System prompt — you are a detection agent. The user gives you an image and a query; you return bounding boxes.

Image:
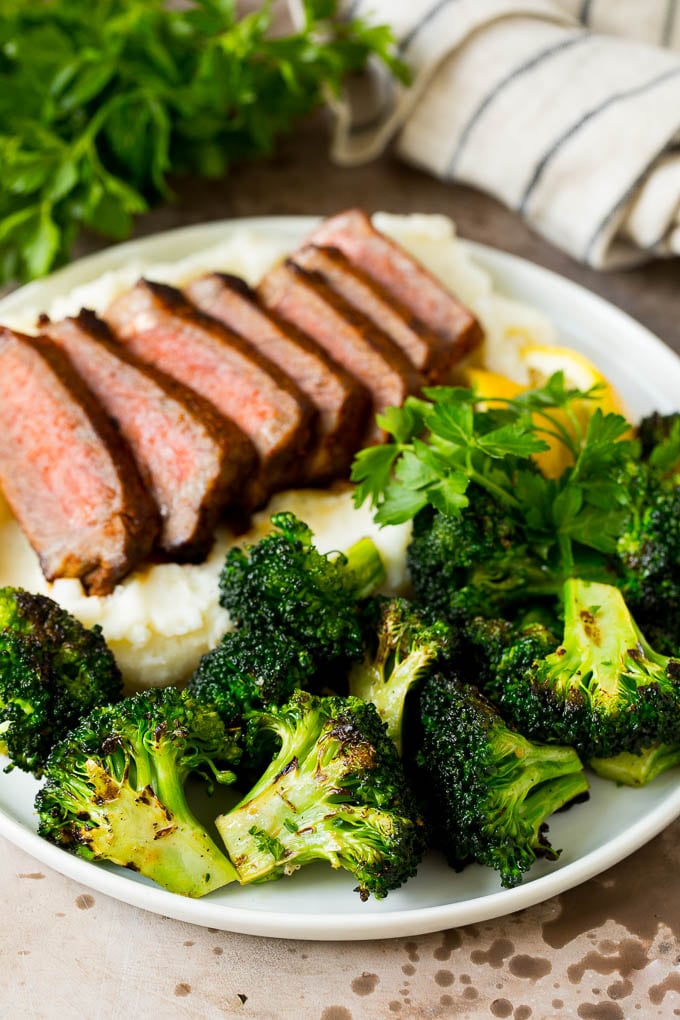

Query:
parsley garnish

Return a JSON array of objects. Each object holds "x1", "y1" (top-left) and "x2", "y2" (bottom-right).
[
  {"x1": 352, "y1": 373, "x2": 636, "y2": 565},
  {"x1": 0, "y1": 0, "x2": 405, "y2": 283}
]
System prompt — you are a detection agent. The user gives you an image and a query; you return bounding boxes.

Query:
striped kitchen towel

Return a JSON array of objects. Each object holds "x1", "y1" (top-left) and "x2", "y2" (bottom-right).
[{"x1": 329, "y1": 0, "x2": 680, "y2": 268}]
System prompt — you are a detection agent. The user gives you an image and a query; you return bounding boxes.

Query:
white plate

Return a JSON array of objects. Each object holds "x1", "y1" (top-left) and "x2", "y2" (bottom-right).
[{"x1": 1, "y1": 217, "x2": 680, "y2": 941}]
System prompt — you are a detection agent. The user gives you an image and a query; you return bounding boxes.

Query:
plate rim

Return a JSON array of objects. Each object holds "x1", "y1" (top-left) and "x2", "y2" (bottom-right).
[{"x1": 1, "y1": 213, "x2": 680, "y2": 940}]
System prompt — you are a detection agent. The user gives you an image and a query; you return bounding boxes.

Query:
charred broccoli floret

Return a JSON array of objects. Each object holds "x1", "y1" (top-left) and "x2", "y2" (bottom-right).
[
  {"x1": 190, "y1": 627, "x2": 312, "y2": 724},
  {"x1": 348, "y1": 597, "x2": 455, "y2": 752},
  {"x1": 215, "y1": 690, "x2": 425, "y2": 900},
  {"x1": 406, "y1": 490, "x2": 565, "y2": 623},
  {"x1": 219, "y1": 512, "x2": 384, "y2": 663},
  {"x1": 486, "y1": 579, "x2": 680, "y2": 759},
  {"x1": 412, "y1": 673, "x2": 588, "y2": 888},
  {"x1": 0, "y1": 587, "x2": 122, "y2": 775},
  {"x1": 35, "y1": 687, "x2": 241, "y2": 897},
  {"x1": 191, "y1": 514, "x2": 385, "y2": 723},
  {"x1": 614, "y1": 461, "x2": 680, "y2": 654}
]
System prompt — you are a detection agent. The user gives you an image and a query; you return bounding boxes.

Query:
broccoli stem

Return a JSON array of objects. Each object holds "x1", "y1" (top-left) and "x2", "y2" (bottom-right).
[
  {"x1": 344, "y1": 537, "x2": 386, "y2": 598},
  {"x1": 590, "y1": 744, "x2": 680, "y2": 786},
  {"x1": 350, "y1": 647, "x2": 430, "y2": 755},
  {"x1": 554, "y1": 579, "x2": 669, "y2": 703},
  {"x1": 80, "y1": 760, "x2": 240, "y2": 896},
  {"x1": 520, "y1": 771, "x2": 590, "y2": 837},
  {"x1": 216, "y1": 745, "x2": 352, "y2": 883},
  {"x1": 491, "y1": 734, "x2": 588, "y2": 823}
]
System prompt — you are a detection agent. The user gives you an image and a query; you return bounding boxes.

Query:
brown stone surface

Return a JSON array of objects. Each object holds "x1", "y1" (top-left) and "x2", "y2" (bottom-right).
[{"x1": 1, "y1": 120, "x2": 679, "y2": 1017}]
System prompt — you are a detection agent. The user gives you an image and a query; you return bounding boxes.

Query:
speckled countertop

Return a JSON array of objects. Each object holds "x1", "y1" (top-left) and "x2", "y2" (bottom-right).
[{"x1": 1, "y1": 120, "x2": 679, "y2": 1020}]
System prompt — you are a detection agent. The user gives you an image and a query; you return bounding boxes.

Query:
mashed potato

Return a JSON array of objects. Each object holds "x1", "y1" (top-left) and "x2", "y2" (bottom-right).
[{"x1": 0, "y1": 214, "x2": 558, "y2": 690}]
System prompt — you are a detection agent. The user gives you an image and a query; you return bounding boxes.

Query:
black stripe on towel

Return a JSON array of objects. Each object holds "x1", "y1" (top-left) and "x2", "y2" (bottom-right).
[
  {"x1": 399, "y1": 0, "x2": 459, "y2": 54},
  {"x1": 446, "y1": 33, "x2": 589, "y2": 178},
  {"x1": 585, "y1": 121, "x2": 680, "y2": 263},
  {"x1": 662, "y1": 0, "x2": 678, "y2": 46},
  {"x1": 579, "y1": 0, "x2": 594, "y2": 26},
  {"x1": 519, "y1": 66, "x2": 680, "y2": 214}
]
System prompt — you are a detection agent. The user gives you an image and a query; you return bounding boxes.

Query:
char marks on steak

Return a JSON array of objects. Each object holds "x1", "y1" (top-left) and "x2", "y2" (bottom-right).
[
  {"x1": 308, "y1": 209, "x2": 482, "y2": 358},
  {"x1": 292, "y1": 245, "x2": 455, "y2": 383},
  {"x1": 42, "y1": 310, "x2": 256, "y2": 559},
  {"x1": 186, "y1": 273, "x2": 370, "y2": 482},
  {"x1": 258, "y1": 261, "x2": 422, "y2": 446},
  {"x1": 105, "y1": 279, "x2": 315, "y2": 507},
  {"x1": 0, "y1": 328, "x2": 158, "y2": 595}
]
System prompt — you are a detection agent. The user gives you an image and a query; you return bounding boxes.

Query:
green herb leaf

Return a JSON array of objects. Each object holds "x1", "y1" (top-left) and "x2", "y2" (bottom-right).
[{"x1": 0, "y1": 0, "x2": 404, "y2": 283}]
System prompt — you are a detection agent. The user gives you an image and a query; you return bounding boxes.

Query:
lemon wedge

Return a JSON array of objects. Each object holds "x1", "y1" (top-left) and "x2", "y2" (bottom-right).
[{"x1": 461, "y1": 348, "x2": 630, "y2": 479}]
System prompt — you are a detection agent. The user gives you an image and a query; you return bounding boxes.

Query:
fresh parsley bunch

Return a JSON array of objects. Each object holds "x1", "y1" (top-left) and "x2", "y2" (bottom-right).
[
  {"x1": 0, "y1": 0, "x2": 404, "y2": 283},
  {"x1": 352, "y1": 373, "x2": 637, "y2": 571}
]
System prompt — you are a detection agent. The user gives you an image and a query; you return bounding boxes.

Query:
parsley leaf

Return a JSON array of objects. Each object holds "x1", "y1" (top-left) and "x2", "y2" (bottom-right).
[
  {"x1": 352, "y1": 375, "x2": 636, "y2": 575},
  {"x1": 0, "y1": 0, "x2": 405, "y2": 283}
]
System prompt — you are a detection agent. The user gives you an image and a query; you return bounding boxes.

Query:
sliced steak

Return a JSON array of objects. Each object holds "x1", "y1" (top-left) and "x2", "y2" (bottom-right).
[
  {"x1": 308, "y1": 209, "x2": 482, "y2": 358},
  {"x1": 0, "y1": 328, "x2": 158, "y2": 595},
  {"x1": 186, "y1": 273, "x2": 370, "y2": 482},
  {"x1": 42, "y1": 310, "x2": 256, "y2": 559},
  {"x1": 292, "y1": 245, "x2": 455, "y2": 383},
  {"x1": 259, "y1": 262, "x2": 421, "y2": 446},
  {"x1": 105, "y1": 280, "x2": 314, "y2": 507}
]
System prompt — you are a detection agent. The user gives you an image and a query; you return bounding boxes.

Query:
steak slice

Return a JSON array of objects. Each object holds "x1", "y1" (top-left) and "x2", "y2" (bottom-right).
[
  {"x1": 105, "y1": 280, "x2": 315, "y2": 507},
  {"x1": 292, "y1": 245, "x2": 455, "y2": 383},
  {"x1": 186, "y1": 273, "x2": 370, "y2": 482},
  {"x1": 0, "y1": 327, "x2": 158, "y2": 595},
  {"x1": 259, "y1": 262, "x2": 422, "y2": 446},
  {"x1": 308, "y1": 209, "x2": 482, "y2": 358},
  {"x1": 42, "y1": 310, "x2": 256, "y2": 559}
]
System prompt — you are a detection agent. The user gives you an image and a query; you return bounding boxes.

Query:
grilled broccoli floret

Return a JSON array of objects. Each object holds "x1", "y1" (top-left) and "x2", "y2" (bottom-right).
[
  {"x1": 0, "y1": 587, "x2": 122, "y2": 775},
  {"x1": 190, "y1": 627, "x2": 312, "y2": 724},
  {"x1": 219, "y1": 512, "x2": 384, "y2": 664},
  {"x1": 589, "y1": 743, "x2": 680, "y2": 787},
  {"x1": 614, "y1": 462, "x2": 680, "y2": 654},
  {"x1": 412, "y1": 673, "x2": 588, "y2": 888},
  {"x1": 348, "y1": 597, "x2": 455, "y2": 753},
  {"x1": 191, "y1": 513, "x2": 385, "y2": 723},
  {"x1": 35, "y1": 687, "x2": 241, "y2": 897},
  {"x1": 406, "y1": 491, "x2": 564, "y2": 623},
  {"x1": 215, "y1": 690, "x2": 425, "y2": 900},
  {"x1": 486, "y1": 578, "x2": 680, "y2": 759}
]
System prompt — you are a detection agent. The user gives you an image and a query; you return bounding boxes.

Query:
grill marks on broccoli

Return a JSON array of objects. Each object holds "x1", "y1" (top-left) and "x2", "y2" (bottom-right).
[
  {"x1": 216, "y1": 692, "x2": 425, "y2": 900},
  {"x1": 485, "y1": 580, "x2": 680, "y2": 760},
  {"x1": 0, "y1": 587, "x2": 122, "y2": 775},
  {"x1": 36, "y1": 687, "x2": 241, "y2": 896}
]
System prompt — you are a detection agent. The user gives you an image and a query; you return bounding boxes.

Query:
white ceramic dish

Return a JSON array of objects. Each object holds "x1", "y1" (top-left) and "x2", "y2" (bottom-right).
[{"x1": 1, "y1": 216, "x2": 679, "y2": 941}]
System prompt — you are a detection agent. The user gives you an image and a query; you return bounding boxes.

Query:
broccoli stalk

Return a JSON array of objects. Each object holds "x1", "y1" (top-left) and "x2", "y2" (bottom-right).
[
  {"x1": 36, "y1": 688, "x2": 241, "y2": 897},
  {"x1": 0, "y1": 587, "x2": 122, "y2": 775},
  {"x1": 348, "y1": 598, "x2": 454, "y2": 753},
  {"x1": 413, "y1": 674, "x2": 589, "y2": 888},
  {"x1": 215, "y1": 690, "x2": 425, "y2": 900},
  {"x1": 590, "y1": 744, "x2": 680, "y2": 787},
  {"x1": 487, "y1": 579, "x2": 680, "y2": 759}
]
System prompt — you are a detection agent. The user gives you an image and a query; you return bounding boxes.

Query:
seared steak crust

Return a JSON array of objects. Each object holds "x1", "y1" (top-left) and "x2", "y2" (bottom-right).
[
  {"x1": 0, "y1": 328, "x2": 158, "y2": 595},
  {"x1": 43, "y1": 310, "x2": 256, "y2": 559},
  {"x1": 292, "y1": 245, "x2": 455, "y2": 383},
  {"x1": 186, "y1": 273, "x2": 370, "y2": 482},
  {"x1": 258, "y1": 261, "x2": 422, "y2": 446},
  {"x1": 308, "y1": 209, "x2": 482, "y2": 358},
  {"x1": 105, "y1": 280, "x2": 315, "y2": 507}
]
